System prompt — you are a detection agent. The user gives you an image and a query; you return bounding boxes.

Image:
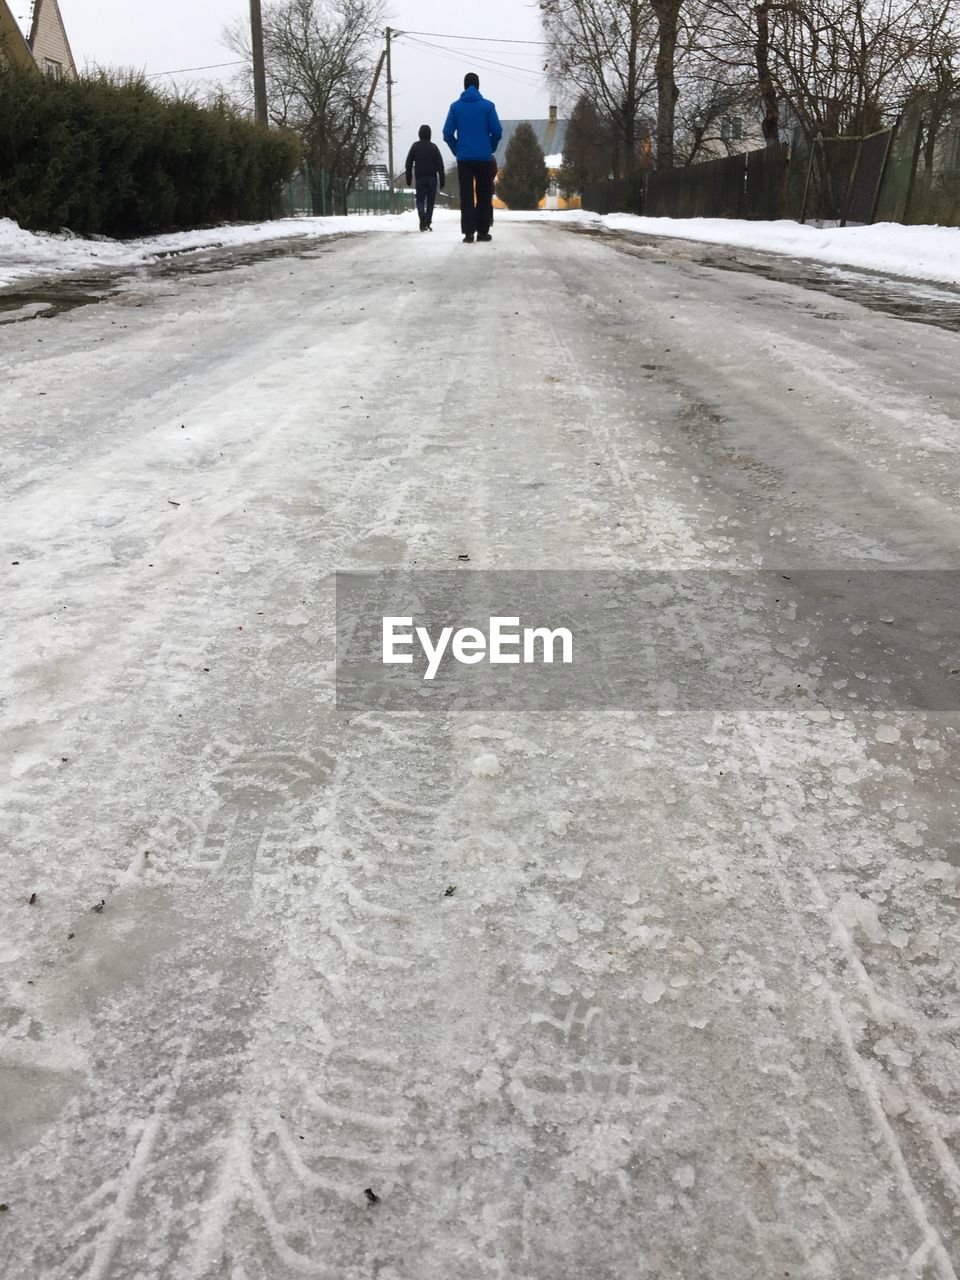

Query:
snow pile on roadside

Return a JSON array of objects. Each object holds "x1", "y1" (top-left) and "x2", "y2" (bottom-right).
[
  {"x1": 0, "y1": 214, "x2": 407, "y2": 288},
  {"x1": 501, "y1": 208, "x2": 960, "y2": 287},
  {"x1": 4, "y1": 206, "x2": 960, "y2": 290}
]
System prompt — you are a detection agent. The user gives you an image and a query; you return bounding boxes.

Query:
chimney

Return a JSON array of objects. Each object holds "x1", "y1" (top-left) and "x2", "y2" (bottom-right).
[{"x1": 549, "y1": 104, "x2": 558, "y2": 123}]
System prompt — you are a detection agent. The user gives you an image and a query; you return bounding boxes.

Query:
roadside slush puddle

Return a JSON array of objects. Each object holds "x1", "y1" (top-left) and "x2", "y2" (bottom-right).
[
  {"x1": 0, "y1": 234, "x2": 349, "y2": 326},
  {"x1": 568, "y1": 222, "x2": 960, "y2": 333}
]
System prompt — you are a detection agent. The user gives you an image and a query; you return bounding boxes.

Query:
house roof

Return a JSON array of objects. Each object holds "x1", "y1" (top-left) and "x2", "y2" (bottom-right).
[
  {"x1": 27, "y1": 0, "x2": 77, "y2": 76},
  {"x1": 0, "y1": 0, "x2": 36, "y2": 71},
  {"x1": 497, "y1": 117, "x2": 568, "y2": 160}
]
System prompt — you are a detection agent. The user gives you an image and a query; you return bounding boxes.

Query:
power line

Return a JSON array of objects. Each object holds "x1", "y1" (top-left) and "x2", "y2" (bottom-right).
[
  {"x1": 145, "y1": 60, "x2": 245, "y2": 79},
  {"x1": 399, "y1": 29, "x2": 545, "y2": 46},
  {"x1": 144, "y1": 32, "x2": 545, "y2": 84},
  {"x1": 397, "y1": 35, "x2": 546, "y2": 87},
  {"x1": 399, "y1": 34, "x2": 542, "y2": 70},
  {"x1": 394, "y1": 31, "x2": 545, "y2": 63},
  {"x1": 398, "y1": 43, "x2": 544, "y2": 91}
]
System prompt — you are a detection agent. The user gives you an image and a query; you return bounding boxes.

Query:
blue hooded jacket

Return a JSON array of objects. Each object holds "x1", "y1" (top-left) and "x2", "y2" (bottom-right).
[{"x1": 443, "y1": 86, "x2": 503, "y2": 161}]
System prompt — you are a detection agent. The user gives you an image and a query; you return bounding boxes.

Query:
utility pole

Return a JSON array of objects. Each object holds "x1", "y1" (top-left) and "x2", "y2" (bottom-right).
[
  {"x1": 364, "y1": 48, "x2": 386, "y2": 118},
  {"x1": 250, "y1": 0, "x2": 268, "y2": 126},
  {"x1": 385, "y1": 26, "x2": 395, "y2": 211}
]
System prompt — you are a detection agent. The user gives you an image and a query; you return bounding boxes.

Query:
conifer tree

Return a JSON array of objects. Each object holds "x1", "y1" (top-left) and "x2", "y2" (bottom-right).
[{"x1": 497, "y1": 122, "x2": 548, "y2": 211}]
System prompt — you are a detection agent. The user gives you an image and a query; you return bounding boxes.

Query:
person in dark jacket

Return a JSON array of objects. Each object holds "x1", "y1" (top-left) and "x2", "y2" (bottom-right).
[
  {"x1": 404, "y1": 125, "x2": 446, "y2": 232},
  {"x1": 442, "y1": 73, "x2": 502, "y2": 243}
]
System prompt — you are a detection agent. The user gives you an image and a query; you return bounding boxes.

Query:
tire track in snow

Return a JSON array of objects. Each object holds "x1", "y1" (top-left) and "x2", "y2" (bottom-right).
[
  {"x1": 738, "y1": 806, "x2": 960, "y2": 1276},
  {"x1": 166, "y1": 715, "x2": 460, "y2": 1276}
]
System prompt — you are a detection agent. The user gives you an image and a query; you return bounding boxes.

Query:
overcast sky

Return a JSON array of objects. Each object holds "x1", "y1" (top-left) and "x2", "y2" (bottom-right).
[{"x1": 27, "y1": 0, "x2": 554, "y2": 163}]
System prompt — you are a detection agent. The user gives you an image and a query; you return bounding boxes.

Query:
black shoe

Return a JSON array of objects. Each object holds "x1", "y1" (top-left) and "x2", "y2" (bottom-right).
[
  {"x1": 419, "y1": 218, "x2": 426, "y2": 231},
  {"x1": 463, "y1": 234, "x2": 475, "y2": 243},
  {"x1": 477, "y1": 232, "x2": 492, "y2": 242}
]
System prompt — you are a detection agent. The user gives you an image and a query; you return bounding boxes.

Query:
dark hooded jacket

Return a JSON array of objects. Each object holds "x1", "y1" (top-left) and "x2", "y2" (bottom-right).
[{"x1": 405, "y1": 126, "x2": 446, "y2": 187}]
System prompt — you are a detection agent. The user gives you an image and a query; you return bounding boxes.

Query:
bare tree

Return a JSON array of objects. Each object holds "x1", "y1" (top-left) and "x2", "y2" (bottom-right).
[
  {"x1": 673, "y1": 69, "x2": 753, "y2": 163},
  {"x1": 543, "y1": 1, "x2": 736, "y2": 172},
  {"x1": 545, "y1": 0, "x2": 959, "y2": 183},
  {"x1": 754, "y1": 2, "x2": 781, "y2": 142},
  {"x1": 691, "y1": 3, "x2": 786, "y2": 148},
  {"x1": 651, "y1": 1, "x2": 683, "y2": 167},
  {"x1": 900, "y1": 3, "x2": 960, "y2": 175},
  {"x1": 540, "y1": 0, "x2": 659, "y2": 176},
  {"x1": 706, "y1": 0, "x2": 960, "y2": 141},
  {"x1": 225, "y1": 0, "x2": 384, "y2": 213},
  {"x1": 559, "y1": 93, "x2": 619, "y2": 190}
]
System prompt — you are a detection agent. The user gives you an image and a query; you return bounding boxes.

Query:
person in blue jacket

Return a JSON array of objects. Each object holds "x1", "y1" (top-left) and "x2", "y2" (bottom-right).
[{"x1": 442, "y1": 72, "x2": 502, "y2": 243}]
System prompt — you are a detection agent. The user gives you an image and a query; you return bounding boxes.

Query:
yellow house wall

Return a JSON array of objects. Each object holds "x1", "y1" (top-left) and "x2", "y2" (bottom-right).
[
  {"x1": 493, "y1": 167, "x2": 581, "y2": 211},
  {"x1": 544, "y1": 194, "x2": 582, "y2": 210},
  {"x1": 491, "y1": 194, "x2": 582, "y2": 211}
]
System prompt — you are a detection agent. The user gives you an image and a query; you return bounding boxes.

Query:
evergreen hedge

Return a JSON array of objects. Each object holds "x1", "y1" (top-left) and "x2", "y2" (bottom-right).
[{"x1": 0, "y1": 69, "x2": 301, "y2": 237}]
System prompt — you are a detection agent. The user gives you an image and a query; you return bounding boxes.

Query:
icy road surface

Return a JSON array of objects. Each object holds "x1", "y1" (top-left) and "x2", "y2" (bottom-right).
[{"x1": 2, "y1": 212, "x2": 960, "y2": 1279}]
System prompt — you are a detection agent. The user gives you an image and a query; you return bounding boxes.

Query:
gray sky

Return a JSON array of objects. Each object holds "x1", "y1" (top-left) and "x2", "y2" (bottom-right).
[{"x1": 28, "y1": 1, "x2": 554, "y2": 163}]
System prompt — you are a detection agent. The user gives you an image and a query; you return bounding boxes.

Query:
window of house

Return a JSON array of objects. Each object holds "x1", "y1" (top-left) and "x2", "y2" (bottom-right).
[
  {"x1": 44, "y1": 58, "x2": 63, "y2": 80},
  {"x1": 721, "y1": 115, "x2": 743, "y2": 142}
]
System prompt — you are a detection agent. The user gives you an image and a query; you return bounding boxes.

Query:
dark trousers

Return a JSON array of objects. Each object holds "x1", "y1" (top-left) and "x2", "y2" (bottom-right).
[
  {"x1": 457, "y1": 159, "x2": 495, "y2": 236},
  {"x1": 415, "y1": 175, "x2": 438, "y2": 226}
]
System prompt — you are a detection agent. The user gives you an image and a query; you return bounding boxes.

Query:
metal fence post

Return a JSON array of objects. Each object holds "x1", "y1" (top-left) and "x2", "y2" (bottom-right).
[
  {"x1": 869, "y1": 121, "x2": 897, "y2": 224},
  {"x1": 901, "y1": 110, "x2": 925, "y2": 225},
  {"x1": 799, "y1": 138, "x2": 817, "y2": 223},
  {"x1": 839, "y1": 137, "x2": 863, "y2": 227}
]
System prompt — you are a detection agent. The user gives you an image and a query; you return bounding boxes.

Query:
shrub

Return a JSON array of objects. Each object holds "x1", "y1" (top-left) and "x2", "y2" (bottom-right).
[{"x1": 0, "y1": 68, "x2": 301, "y2": 236}]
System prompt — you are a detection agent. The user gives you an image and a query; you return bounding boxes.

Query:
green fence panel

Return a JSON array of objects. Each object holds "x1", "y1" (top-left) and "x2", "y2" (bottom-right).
[
  {"x1": 642, "y1": 147, "x2": 783, "y2": 221},
  {"x1": 281, "y1": 171, "x2": 418, "y2": 217},
  {"x1": 802, "y1": 137, "x2": 859, "y2": 222},
  {"x1": 743, "y1": 144, "x2": 788, "y2": 219},
  {"x1": 784, "y1": 128, "x2": 810, "y2": 219},
  {"x1": 580, "y1": 177, "x2": 644, "y2": 215},
  {"x1": 282, "y1": 168, "x2": 313, "y2": 216},
  {"x1": 874, "y1": 104, "x2": 922, "y2": 223},
  {"x1": 843, "y1": 128, "x2": 894, "y2": 224},
  {"x1": 906, "y1": 108, "x2": 960, "y2": 227}
]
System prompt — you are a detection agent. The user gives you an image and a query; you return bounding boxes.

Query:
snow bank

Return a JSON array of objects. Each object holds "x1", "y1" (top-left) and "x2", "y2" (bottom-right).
[
  {"x1": 0, "y1": 214, "x2": 407, "y2": 289},
  {"x1": 500, "y1": 208, "x2": 960, "y2": 287},
  {"x1": 4, "y1": 207, "x2": 960, "y2": 290}
]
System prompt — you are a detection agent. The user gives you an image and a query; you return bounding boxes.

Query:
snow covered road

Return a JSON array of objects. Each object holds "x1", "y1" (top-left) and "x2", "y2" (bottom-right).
[{"x1": 2, "y1": 212, "x2": 960, "y2": 1279}]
